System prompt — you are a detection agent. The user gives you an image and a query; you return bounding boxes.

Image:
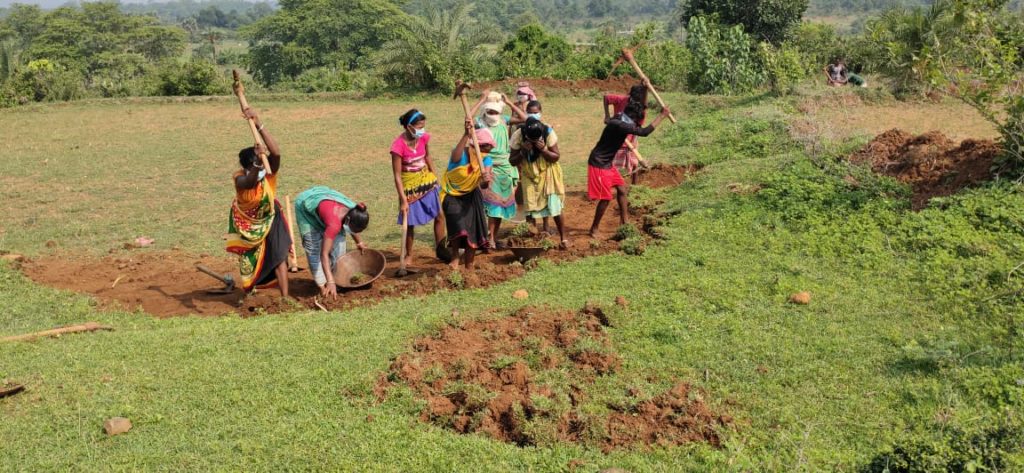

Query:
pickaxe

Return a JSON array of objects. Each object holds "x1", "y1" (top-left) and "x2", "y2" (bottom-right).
[
  {"x1": 232, "y1": 69, "x2": 273, "y2": 175},
  {"x1": 196, "y1": 264, "x2": 236, "y2": 294},
  {"x1": 453, "y1": 80, "x2": 485, "y2": 175},
  {"x1": 612, "y1": 47, "x2": 677, "y2": 124}
]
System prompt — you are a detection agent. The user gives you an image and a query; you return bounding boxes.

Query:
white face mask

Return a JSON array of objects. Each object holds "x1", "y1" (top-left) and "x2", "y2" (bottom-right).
[
  {"x1": 409, "y1": 127, "x2": 425, "y2": 138},
  {"x1": 257, "y1": 168, "x2": 267, "y2": 180},
  {"x1": 484, "y1": 114, "x2": 502, "y2": 127},
  {"x1": 517, "y1": 94, "x2": 529, "y2": 103},
  {"x1": 528, "y1": 113, "x2": 542, "y2": 121}
]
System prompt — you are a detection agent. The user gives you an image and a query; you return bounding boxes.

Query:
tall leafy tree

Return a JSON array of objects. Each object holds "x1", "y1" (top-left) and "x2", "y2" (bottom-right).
[
  {"x1": 244, "y1": 0, "x2": 409, "y2": 86},
  {"x1": 678, "y1": 0, "x2": 808, "y2": 43},
  {"x1": 374, "y1": 1, "x2": 498, "y2": 92}
]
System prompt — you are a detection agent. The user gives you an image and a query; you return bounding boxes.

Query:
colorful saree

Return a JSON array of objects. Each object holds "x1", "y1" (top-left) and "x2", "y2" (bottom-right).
[{"x1": 226, "y1": 171, "x2": 293, "y2": 291}]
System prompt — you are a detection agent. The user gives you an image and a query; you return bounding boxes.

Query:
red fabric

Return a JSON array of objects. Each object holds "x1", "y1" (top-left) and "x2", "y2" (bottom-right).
[
  {"x1": 317, "y1": 199, "x2": 345, "y2": 240},
  {"x1": 588, "y1": 165, "x2": 626, "y2": 201}
]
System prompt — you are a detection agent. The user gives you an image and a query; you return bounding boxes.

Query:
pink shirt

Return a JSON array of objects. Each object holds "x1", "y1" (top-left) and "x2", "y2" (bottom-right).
[
  {"x1": 317, "y1": 200, "x2": 346, "y2": 240},
  {"x1": 390, "y1": 133, "x2": 431, "y2": 172}
]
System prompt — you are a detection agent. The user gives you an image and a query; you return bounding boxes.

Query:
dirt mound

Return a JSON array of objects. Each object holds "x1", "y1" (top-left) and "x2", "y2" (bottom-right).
[
  {"x1": 478, "y1": 76, "x2": 641, "y2": 96},
  {"x1": 22, "y1": 174, "x2": 697, "y2": 317},
  {"x1": 376, "y1": 305, "x2": 729, "y2": 450},
  {"x1": 635, "y1": 164, "x2": 701, "y2": 189},
  {"x1": 850, "y1": 128, "x2": 1003, "y2": 209}
]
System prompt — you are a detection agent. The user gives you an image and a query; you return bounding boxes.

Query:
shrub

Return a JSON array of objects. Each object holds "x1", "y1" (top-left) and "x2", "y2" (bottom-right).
[
  {"x1": 1, "y1": 59, "x2": 85, "y2": 105},
  {"x1": 685, "y1": 16, "x2": 764, "y2": 95},
  {"x1": 758, "y1": 42, "x2": 805, "y2": 96},
  {"x1": 156, "y1": 60, "x2": 226, "y2": 96}
]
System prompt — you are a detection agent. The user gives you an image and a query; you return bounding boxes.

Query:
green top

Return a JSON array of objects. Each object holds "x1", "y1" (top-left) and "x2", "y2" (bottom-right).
[{"x1": 294, "y1": 186, "x2": 356, "y2": 235}]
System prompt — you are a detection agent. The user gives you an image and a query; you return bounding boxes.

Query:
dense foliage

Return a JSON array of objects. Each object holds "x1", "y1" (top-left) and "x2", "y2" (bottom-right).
[
  {"x1": 678, "y1": 0, "x2": 809, "y2": 43},
  {"x1": 0, "y1": 2, "x2": 226, "y2": 105}
]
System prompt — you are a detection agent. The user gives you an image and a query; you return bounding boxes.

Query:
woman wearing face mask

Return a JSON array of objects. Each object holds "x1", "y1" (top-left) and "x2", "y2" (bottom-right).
[
  {"x1": 226, "y1": 107, "x2": 292, "y2": 298},
  {"x1": 510, "y1": 84, "x2": 537, "y2": 125},
  {"x1": 469, "y1": 90, "x2": 526, "y2": 249},
  {"x1": 390, "y1": 109, "x2": 446, "y2": 265},
  {"x1": 440, "y1": 120, "x2": 495, "y2": 270},
  {"x1": 293, "y1": 187, "x2": 370, "y2": 300}
]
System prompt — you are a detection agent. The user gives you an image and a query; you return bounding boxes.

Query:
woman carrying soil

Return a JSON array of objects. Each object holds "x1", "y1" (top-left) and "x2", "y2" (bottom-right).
[
  {"x1": 226, "y1": 107, "x2": 293, "y2": 298},
  {"x1": 470, "y1": 90, "x2": 526, "y2": 249},
  {"x1": 293, "y1": 186, "x2": 369, "y2": 300},
  {"x1": 510, "y1": 115, "x2": 567, "y2": 248},
  {"x1": 390, "y1": 109, "x2": 446, "y2": 264},
  {"x1": 440, "y1": 119, "x2": 495, "y2": 270},
  {"x1": 588, "y1": 87, "x2": 671, "y2": 238}
]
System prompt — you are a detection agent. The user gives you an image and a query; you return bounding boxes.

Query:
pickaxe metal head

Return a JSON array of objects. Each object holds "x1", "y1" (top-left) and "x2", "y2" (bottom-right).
[
  {"x1": 612, "y1": 45, "x2": 641, "y2": 70},
  {"x1": 196, "y1": 264, "x2": 237, "y2": 293},
  {"x1": 453, "y1": 80, "x2": 472, "y2": 99}
]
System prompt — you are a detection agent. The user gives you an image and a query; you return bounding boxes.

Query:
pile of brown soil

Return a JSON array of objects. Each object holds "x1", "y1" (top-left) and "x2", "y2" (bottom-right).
[
  {"x1": 635, "y1": 163, "x2": 701, "y2": 189},
  {"x1": 376, "y1": 305, "x2": 729, "y2": 450},
  {"x1": 850, "y1": 128, "x2": 1003, "y2": 209},
  {"x1": 22, "y1": 169, "x2": 698, "y2": 317}
]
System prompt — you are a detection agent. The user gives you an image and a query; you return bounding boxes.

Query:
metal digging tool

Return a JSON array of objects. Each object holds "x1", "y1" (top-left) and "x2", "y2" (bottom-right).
[
  {"x1": 612, "y1": 46, "x2": 677, "y2": 124},
  {"x1": 196, "y1": 264, "x2": 236, "y2": 294}
]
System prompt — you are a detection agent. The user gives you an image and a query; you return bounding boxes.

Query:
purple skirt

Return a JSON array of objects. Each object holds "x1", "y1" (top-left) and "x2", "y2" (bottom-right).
[{"x1": 397, "y1": 187, "x2": 442, "y2": 226}]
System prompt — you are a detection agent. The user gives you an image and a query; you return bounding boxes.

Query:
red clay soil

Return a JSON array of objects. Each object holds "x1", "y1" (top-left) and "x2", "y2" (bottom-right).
[
  {"x1": 375, "y1": 305, "x2": 729, "y2": 450},
  {"x1": 850, "y1": 129, "x2": 1003, "y2": 209},
  {"x1": 20, "y1": 168, "x2": 696, "y2": 318},
  {"x1": 478, "y1": 76, "x2": 642, "y2": 96}
]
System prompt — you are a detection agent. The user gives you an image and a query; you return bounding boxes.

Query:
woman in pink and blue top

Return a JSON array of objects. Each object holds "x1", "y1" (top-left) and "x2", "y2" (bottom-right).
[{"x1": 390, "y1": 109, "x2": 446, "y2": 265}]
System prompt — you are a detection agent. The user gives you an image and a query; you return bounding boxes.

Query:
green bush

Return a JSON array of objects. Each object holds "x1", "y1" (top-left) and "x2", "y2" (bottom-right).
[
  {"x1": 685, "y1": 16, "x2": 765, "y2": 95},
  {"x1": 156, "y1": 60, "x2": 227, "y2": 96},
  {"x1": 758, "y1": 42, "x2": 805, "y2": 96},
  {"x1": 1, "y1": 59, "x2": 85, "y2": 105}
]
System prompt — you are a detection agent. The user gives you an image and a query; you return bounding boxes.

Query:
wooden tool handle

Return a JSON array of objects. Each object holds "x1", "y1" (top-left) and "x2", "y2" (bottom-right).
[
  {"x1": 2, "y1": 322, "x2": 113, "y2": 343},
  {"x1": 458, "y1": 93, "x2": 484, "y2": 172},
  {"x1": 623, "y1": 53, "x2": 677, "y2": 124},
  {"x1": 232, "y1": 70, "x2": 274, "y2": 175},
  {"x1": 623, "y1": 138, "x2": 644, "y2": 161},
  {"x1": 284, "y1": 195, "x2": 298, "y2": 270},
  {"x1": 195, "y1": 264, "x2": 230, "y2": 285}
]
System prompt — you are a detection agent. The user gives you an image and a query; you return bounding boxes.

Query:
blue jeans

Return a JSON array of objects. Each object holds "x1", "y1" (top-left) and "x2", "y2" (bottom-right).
[{"x1": 301, "y1": 231, "x2": 346, "y2": 286}]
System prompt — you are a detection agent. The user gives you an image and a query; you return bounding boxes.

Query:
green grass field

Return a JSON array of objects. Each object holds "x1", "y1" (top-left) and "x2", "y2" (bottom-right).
[{"x1": 1, "y1": 90, "x2": 1022, "y2": 471}]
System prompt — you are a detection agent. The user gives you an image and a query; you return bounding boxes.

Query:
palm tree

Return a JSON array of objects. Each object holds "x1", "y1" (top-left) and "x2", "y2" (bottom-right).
[
  {"x1": 864, "y1": 0, "x2": 956, "y2": 96},
  {"x1": 373, "y1": 1, "x2": 498, "y2": 92}
]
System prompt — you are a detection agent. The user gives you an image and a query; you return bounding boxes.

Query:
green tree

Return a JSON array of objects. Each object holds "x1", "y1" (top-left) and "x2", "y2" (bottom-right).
[
  {"x1": 244, "y1": 0, "x2": 409, "y2": 86},
  {"x1": 685, "y1": 15, "x2": 764, "y2": 94},
  {"x1": 499, "y1": 24, "x2": 574, "y2": 78},
  {"x1": 862, "y1": 0, "x2": 956, "y2": 96},
  {"x1": 373, "y1": 1, "x2": 498, "y2": 92},
  {"x1": 678, "y1": 0, "x2": 809, "y2": 43}
]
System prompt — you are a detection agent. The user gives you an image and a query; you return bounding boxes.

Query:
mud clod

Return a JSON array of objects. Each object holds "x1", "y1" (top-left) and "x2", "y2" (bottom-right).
[
  {"x1": 377, "y1": 305, "x2": 728, "y2": 450},
  {"x1": 850, "y1": 128, "x2": 1003, "y2": 209}
]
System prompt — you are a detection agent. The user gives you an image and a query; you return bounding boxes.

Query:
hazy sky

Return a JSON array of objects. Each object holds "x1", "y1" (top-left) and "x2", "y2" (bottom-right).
[{"x1": 1, "y1": 0, "x2": 264, "y2": 8}]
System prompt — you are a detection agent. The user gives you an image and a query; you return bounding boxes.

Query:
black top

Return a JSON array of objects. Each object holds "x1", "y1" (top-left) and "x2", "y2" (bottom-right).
[{"x1": 587, "y1": 115, "x2": 655, "y2": 169}]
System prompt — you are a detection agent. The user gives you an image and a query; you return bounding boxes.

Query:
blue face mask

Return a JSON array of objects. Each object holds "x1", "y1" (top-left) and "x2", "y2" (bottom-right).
[
  {"x1": 528, "y1": 113, "x2": 542, "y2": 121},
  {"x1": 414, "y1": 128, "x2": 426, "y2": 138}
]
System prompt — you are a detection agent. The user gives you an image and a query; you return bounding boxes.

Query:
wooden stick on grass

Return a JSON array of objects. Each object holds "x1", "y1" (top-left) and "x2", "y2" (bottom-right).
[{"x1": 2, "y1": 322, "x2": 114, "y2": 343}]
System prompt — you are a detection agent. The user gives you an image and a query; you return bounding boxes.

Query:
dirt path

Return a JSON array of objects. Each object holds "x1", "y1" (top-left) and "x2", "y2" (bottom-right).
[{"x1": 22, "y1": 165, "x2": 697, "y2": 317}]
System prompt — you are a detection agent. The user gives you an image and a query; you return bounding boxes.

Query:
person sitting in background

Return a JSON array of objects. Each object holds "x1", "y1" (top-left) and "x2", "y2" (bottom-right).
[
  {"x1": 825, "y1": 59, "x2": 867, "y2": 88},
  {"x1": 293, "y1": 186, "x2": 369, "y2": 300}
]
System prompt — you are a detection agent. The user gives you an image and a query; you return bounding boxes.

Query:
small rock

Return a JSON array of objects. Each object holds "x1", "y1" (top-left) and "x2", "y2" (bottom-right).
[
  {"x1": 103, "y1": 417, "x2": 132, "y2": 436},
  {"x1": 615, "y1": 296, "x2": 628, "y2": 308},
  {"x1": 365, "y1": 414, "x2": 375, "y2": 423},
  {"x1": 789, "y1": 292, "x2": 811, "y2": 305},
  {"x1": 512, "y1": 289, "x2": 529, "y2": 300},
  {"x1": 0, "y1": 254, "x2": 25, "y2": 263},
  {"x1": 45, "y1": 240, "x2": 57, "y2": 248}
]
